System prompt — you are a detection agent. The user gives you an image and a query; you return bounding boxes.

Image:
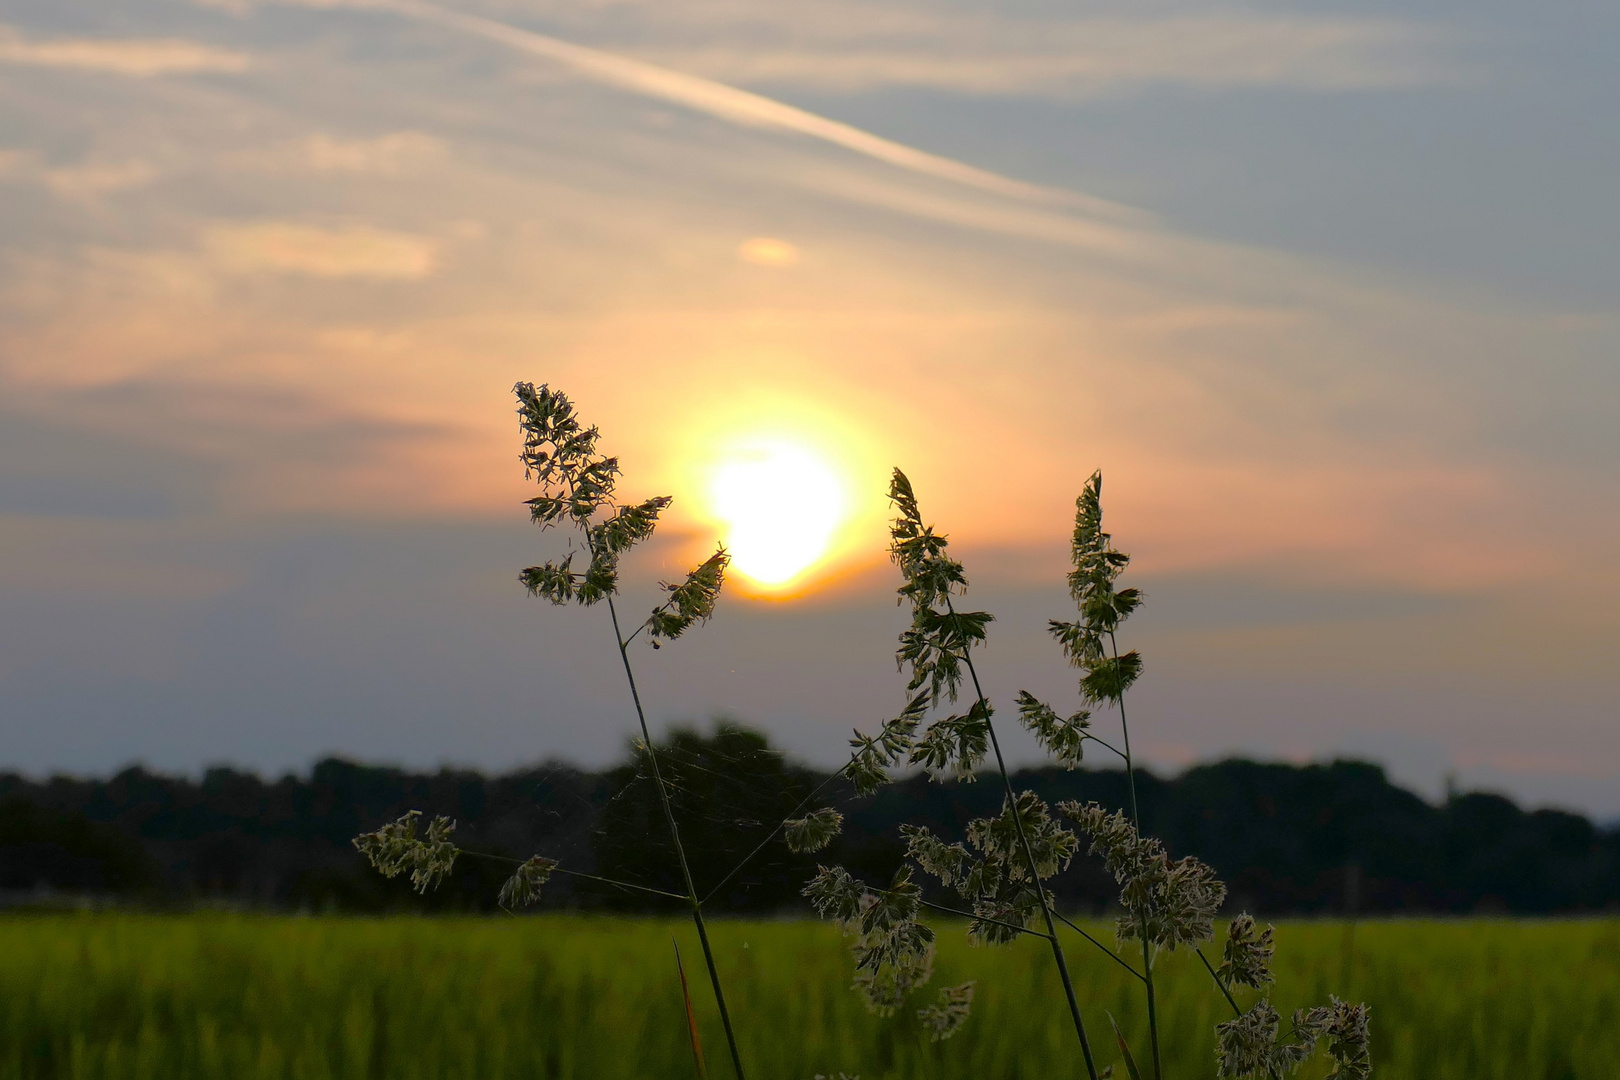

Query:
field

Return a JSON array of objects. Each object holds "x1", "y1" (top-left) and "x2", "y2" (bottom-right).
[{"x1": 2, "y1": 914, "x2": 1616, "y2": 1080}]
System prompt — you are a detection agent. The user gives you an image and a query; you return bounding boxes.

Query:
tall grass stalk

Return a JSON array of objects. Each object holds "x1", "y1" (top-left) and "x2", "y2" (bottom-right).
[
  {"x1": 353, "y1": 383, "x2": 747, "y2": 1077},
  {"x1": 1110, "y1": 631, "x2": 1161, "y2": 1079},
  {"x1": 950, "y1": 594, "x2": 1101, "y2": 1080},
  {"x1": 606, "y1": 594, "x2": 746, "y2": 1078}
]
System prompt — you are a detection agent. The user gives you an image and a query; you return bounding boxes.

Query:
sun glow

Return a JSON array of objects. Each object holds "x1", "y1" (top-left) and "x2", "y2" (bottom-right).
[{"x1": 709, "y1": 439, "x2": 849, "y2": 589}]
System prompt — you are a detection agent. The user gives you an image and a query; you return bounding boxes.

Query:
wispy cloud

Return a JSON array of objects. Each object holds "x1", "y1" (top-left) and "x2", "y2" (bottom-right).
[
  {"x1": 0, "y1": 151, "x2": 158, "y2": 201},
  {"x1": 203, "y1": 222, "x2": 439, "y2": 279},
  {"x1": 219, "y1": 131, "x2": 449, "y2": 178},
  {"x1": 321, "y1": 0, "x2": 1134, "y2": 217},
  {"x1": 634, "y1": 17, "x2": 1460, "y2": 97},
  {"x1": 304, "y1": 132, "x2": 446, "y2": 173},
  {"x1": 0, "y1": 23, "x2": 251, "y2": 77},
  {"x1": 298, "y1": 0, "x2": 1462, "y2": 98}
]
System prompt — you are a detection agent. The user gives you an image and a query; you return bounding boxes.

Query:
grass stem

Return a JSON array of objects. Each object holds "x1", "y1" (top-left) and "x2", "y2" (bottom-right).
[
  {"x1": 1081, "y1": 733, "x2": 1128, "y2": 761},
  {"x1": 702, "y1": 761, "x2": 854, "y2": 906},
  {"x1": 949, "y1": 598, "x2": 1101, "y2": 1080},
  {"x1": 608, "y1": 595, "x2": 747, "y2": 1080},
  {"x1": 1053, "y1": 912, "x2": 1145, "y2": 981},
  {"x1": 1195, "y1": 947, "x2": 1243, "y2": 1018},
  {"x1": 458, "y1": 849, "x2": 692, "y2": 902},
  {"x1": 1109, "y1": 630, "x2": 1162, "y2": 1080}
]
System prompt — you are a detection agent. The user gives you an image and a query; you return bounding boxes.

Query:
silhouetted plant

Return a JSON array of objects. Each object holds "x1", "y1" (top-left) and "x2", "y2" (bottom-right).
[
  {"x1": 354, "y1": 383, "x2": 747, "y2": 1077},
  {"x1": 795, "y1": 469, "x2": 1370, "y2": 1080},
  {"x1": 351, "y1": 392, "x2": 1372, "y2": 1079}
]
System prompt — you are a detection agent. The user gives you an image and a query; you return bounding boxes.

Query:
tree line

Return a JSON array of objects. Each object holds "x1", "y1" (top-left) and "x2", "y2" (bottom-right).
[{"x1": 2, "y1": 722, "x2": 1614, "y2": 915}]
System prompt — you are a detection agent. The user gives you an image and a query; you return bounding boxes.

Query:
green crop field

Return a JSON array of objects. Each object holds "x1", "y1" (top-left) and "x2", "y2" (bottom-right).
[{"x1": 2, "y1": 914, "x2": 1615, "y2": 1079}]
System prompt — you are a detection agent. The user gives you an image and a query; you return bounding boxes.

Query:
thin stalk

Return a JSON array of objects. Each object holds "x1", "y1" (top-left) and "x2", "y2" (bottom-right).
[
  {"x1": 856, "y1": 882, "x2": 1053, "y2": 942},
  {"x1": 948, "y1": 599, "x2": 1101, "y2": 1080},
  {"x1": 459, "y1": 849, "x2": 691, "y2": 902},
  {"x1": 1196, "y1": 948, "x2": 1243, "y2": 1017},
  {"x1": 1198, "y1": 949, "x2": 1285, "y2": 1080},
  {"x1": 1081, "y1": 732, "x2": 1128, "y2": 761},
  {"x1": 550, "y1": 867, "x2": 691, "y2": 902},
  {"x1": 702, "y1": 760, "x2": 854, "y2": 905},
  {"x1": 1109, "y1": 629, "x2": 1163, "y2": 1080},
  {"x1": 608, "y1": 595, "x2": 747, "y2": 1080},
  {"x1": 918, "y1": 898, "x2": 1051, "y2": 941},
  {"x1": 1053, "y1": 912, "x2": 1145, "y2": 981}
]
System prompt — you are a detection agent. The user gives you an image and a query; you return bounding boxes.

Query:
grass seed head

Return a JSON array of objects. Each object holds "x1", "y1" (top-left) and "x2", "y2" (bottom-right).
[
  {"x1": 497, "y1": 855, "x2": 559, "y2": 909},
  {"x1": 351, "y1": 811, "x2": 460, "y2": 894},
  {"x1": 1219, "y1": 914, "x2": 1276, "y2": 989},
  {"x1": 784, "y1": 808, "x2": 844, "y2": 854},
  {"x1": 917, "y1": 982, "x2": 976, "y2": 1041}
]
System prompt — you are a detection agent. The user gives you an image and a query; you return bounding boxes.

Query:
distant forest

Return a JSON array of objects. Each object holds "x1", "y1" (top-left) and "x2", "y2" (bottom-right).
[{"x1": 3, "y1": 723, "x2": 1616, "y2": 915}]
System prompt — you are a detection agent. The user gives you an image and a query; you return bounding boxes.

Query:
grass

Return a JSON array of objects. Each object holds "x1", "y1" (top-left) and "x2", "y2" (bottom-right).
[{"x1": 2, "y1": 914, "x2": 1616, "y2": 1079}]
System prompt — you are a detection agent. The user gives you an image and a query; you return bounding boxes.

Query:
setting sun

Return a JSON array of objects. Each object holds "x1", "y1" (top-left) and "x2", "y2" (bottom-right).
[{"x1": 708, "y1": 439, "x2": 849, "y2": 588}]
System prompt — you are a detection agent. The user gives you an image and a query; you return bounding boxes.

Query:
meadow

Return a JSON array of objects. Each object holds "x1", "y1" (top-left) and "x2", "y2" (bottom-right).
[{"x1": 2, "y1": 914, "x2": 1615, "y2": 1080}]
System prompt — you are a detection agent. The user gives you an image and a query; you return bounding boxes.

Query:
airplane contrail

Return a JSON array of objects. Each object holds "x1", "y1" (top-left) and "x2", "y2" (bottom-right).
[{"x1": 330, "y1": 0, "x2": 1138, "y2": 221}]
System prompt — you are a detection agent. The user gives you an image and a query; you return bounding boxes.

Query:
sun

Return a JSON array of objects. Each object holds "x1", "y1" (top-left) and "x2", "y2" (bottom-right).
[{"x1": 709, "y1": 439, "x2": 849, "y2": 589}]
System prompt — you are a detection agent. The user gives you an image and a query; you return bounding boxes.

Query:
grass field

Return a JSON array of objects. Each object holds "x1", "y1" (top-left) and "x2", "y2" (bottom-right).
[{"x1": 2, "y1": 914, "x2": 1616, "y2": 1079}]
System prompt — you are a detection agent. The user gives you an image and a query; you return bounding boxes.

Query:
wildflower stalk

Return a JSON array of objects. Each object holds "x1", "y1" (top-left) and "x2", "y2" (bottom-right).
[
  {"x1": 950, "y1": 596, "x2": 1102, "y2": 1080},
  {"x1": 607, "y1": 594, "x2": 747, "y2": 1080}
]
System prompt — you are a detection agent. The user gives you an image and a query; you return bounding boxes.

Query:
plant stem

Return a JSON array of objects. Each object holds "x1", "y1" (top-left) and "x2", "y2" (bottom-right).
[
  {"x1": 1197, "y1": 950, "x2": 1285, "y2": 1080},
  {"x1": 948, "y1": 598, "x2": 1101, "y2": 1080},
  {"x1": 1110, "y1": 630, "x2": 1163, "y2": 1080},
  {"x1": 1196, "y1": 948, "x2": 1243, "y2": 1017},
  {"x1": 918, "y1": 898, "x2": 1051, "y2": 940},
  {"x1": 608, "y1": 595, "x2": 747, "y2": 1080},
  {"x1": 1052, "y1": 912, "x2": 1145, "y2": 981},
  {"x1": 458, "y1": 849, "x2": 691, "y2": 902},
  {"x1": 702, "y1": 760, "x2": 855, "y2": 905},
  {"x1": 1081, "y1": 732, "x2": 1128, "y2": 761}
]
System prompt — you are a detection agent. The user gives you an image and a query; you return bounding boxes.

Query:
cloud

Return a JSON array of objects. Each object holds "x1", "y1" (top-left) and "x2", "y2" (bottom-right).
[
  {"x1": 0, "y1": 24, "x2": 251, "y2": 77},
  {"x1": 46, "y1": 160, "x2": 159, "y2": 199},
  {"x1": 737, "y1": 237, "x2": 799, "y2": 267},
  {"x1": 223, "y1": 134, "x2": 450, "y2": 178},
  {"x1": 311, "y1": 0, "x2": 1461, "y2": 99},
  {"x1": 634, "y1": 18, "x2": 1459, "y2": 97},
  {"x1": 203, "y1": 222, "x2": 439, "y2": 279},
  {"x1": 220, "y1": 131, "x2": 448, "y2": 177},
  {"x1": 335, "y1": 0, "x2": 1131, "y2": 217},
  {"x1": 0, "y1": 151, "x2": 157, "y2": 200},
  {"x1": 304, "y1": 132, "x2": 446, "y2": 173}
]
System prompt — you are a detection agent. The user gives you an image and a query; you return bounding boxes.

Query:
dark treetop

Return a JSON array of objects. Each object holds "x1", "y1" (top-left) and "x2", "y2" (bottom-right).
[{"x1": 3, "y1": 722, "x2": 1615, "y2": 915}]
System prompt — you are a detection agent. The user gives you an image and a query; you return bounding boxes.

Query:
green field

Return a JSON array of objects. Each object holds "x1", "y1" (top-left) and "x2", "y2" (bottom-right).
[{"x1": 2, "y1": 914, "x2": 1616, "y2": 1079}]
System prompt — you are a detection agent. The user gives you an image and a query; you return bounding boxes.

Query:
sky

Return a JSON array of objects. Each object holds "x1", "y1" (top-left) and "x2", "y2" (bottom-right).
[{"x1": 1, "y1": 0, "x2": 1616, "y2": 812}]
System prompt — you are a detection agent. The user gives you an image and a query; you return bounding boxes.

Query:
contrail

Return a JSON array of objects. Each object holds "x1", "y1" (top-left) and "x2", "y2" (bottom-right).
[{"x1": 327, "y1": 0, "x2": 1136, "y2": 220}]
